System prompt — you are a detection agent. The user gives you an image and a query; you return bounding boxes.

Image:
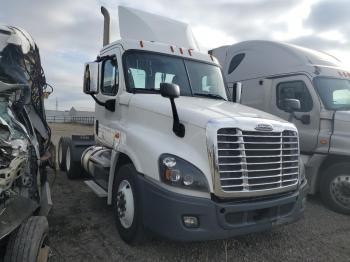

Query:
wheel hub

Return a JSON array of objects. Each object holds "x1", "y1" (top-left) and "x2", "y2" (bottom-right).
[
  {"x1": 331, "y1": 175, "x2": 350, "y2": 208},
  {"x1": 116, "y1": 180, "x2": 134, "y2": 229}
]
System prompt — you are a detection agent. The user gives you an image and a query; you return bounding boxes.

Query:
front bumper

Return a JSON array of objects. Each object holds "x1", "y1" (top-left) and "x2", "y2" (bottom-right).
[{"x1": 139, "y1": 176, "x2": 308, "y2": 242}]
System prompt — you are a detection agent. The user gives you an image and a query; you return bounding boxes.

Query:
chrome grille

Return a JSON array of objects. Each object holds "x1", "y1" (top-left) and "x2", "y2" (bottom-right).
[{"x1": 217, "y1": 128, "x2": 299, "y2": 193}]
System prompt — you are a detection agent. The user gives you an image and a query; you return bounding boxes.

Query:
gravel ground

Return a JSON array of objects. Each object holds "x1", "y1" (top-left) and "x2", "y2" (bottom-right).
[{"x1": 47, "y1": 123, "x2": 350, "y2": 262}]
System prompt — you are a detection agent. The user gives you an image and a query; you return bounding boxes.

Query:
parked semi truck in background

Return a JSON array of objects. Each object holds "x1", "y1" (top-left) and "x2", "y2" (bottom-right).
[
  {"x1": 211, "y1": 41, "x2": 350, "y2": 215},
  {"x1": 58, "y1": 8, "x2": 307, "y2": 244}
]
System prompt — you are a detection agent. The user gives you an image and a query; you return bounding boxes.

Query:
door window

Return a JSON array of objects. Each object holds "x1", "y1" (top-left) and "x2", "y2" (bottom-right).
[
  {"x1": 277, "y1": 81, "x2": 313, "y2": 112},
  {"x1": 101, "y1": 59, "x2": 118, "y2": 95}
]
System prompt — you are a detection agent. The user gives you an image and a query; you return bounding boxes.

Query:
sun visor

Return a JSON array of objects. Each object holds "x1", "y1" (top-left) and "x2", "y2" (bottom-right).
[{"x1": 118, "y1": 6, "x2": 199, "y2": 51}]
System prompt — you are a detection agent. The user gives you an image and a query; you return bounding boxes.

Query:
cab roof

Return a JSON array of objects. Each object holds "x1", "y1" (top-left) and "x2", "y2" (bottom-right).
[
  {"x1": 101, "y1": 38, "x2": 219, "y2": 65},
  {"x1": 212, "y1": 40, "x2": 348, "y2": 81}
]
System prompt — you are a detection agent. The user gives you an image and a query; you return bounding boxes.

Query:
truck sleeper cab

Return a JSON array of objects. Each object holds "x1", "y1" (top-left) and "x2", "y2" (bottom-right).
[
  {"x1": 211, "y1": 40, "x2": 350, "y2": 215},
  {"x1": 59, "y1": 7, "x2": 307, "y2": 244}
]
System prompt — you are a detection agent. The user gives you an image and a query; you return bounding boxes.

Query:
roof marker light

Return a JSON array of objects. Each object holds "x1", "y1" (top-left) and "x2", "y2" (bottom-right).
[
  {"x1": 139, "y1": 40, "x2": 144, "y2": 48},
  {"x1": 179, "y1": 47, "x2": 183, "y2": 55},
  {"x1": 188, "y1": 49, "x2": 193, "y2": 56},
  {"x1": 170, "y1": 46, "x2": 175, "y2": 53}
]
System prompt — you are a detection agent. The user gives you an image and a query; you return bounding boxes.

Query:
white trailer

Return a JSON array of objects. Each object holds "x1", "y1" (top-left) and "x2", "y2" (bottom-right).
[
  {"x1": 211, "y1": 40, "x2": 350, "y2": 214},
  {"x1": 58, "y1": 8, "x2": 307, "y2": 244}
]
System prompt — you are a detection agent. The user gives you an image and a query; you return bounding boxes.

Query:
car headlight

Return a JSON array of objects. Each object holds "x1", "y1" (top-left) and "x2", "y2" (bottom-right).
[{"x1": 159, "y1": 154, "x2": 209, "y2": 192}]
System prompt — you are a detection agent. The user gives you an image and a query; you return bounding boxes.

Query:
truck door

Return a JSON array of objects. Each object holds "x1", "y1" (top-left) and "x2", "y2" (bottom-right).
[
  {"x1": 95, "y1": 47, "x2": 124, "y2": 148},
  {"x1": 270, "y1": 75, "x2": 321, "y2": 153}
]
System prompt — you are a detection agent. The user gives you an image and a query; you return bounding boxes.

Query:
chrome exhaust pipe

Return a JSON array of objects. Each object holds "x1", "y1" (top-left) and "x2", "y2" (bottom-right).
[{"x1": 101, "y1": 6, "x2": 110, "y2": 47}]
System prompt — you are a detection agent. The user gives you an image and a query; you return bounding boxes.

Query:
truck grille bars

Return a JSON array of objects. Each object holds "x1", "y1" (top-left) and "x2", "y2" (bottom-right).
[{"x1": 216, "y1": 128, "x2": 299, "y2": 194}]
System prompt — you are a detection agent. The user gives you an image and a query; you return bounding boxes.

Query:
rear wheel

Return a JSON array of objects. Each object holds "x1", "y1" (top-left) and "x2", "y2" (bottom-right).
[
  {"x1": 113, "y1": 164, "x2": 146, "y2": 245},
  {"x1": 321, "y1": 163, "x2": 350, "y2": 215},
  {"x1": 57, "y1": 137, "x2": 70, "y2": 171},
  {"x1": 64, "y1": 138, "x2": 84, "y2": 179},
  {"x1": 4, "y1": 216, "x2": 50, "y2": 262}
]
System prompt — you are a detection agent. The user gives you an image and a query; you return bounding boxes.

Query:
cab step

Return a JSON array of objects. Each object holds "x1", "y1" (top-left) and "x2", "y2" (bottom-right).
[{"x1": 84, "y1": 180, "x2": 108, "y2": 197}]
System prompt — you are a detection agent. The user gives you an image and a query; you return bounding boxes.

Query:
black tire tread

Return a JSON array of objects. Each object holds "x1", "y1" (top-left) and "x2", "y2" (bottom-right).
[
  {"x1": 320, "y1": 162, "x2": 350, "y2": 215},
  {"x1": 58, "y1": 137, "x2": 70, "y2": 171},
  {"x1": 113, "y1": 164, "x2": 146, "y2": 245},
  {"x1": 4, "y1": 216, "x2": 49, "y2": 262}
]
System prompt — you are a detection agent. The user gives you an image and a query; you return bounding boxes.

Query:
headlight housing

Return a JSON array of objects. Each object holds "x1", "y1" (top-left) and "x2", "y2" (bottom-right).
[{"x1": 159, "y1": 154, "x2": 209, "y2": 192}]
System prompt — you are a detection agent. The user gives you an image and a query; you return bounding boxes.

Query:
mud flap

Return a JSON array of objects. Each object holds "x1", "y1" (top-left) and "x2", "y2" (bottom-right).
[{"x1": 70, "y1": 135, "x2": 95, "y2": 162}]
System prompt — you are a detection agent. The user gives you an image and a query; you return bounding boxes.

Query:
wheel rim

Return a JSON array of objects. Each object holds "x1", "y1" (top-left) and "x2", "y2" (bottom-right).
[
  {"x1": 58, "y1": 143, "x2": 62, "y2": 164},
  {"x1": 330, "y1": 174, "x2": 350, "y2": 209},
  {"x1": 66, "y1": 147, "x2": 71, "y2": 171},
  {"x1": 36, "y1": 234, "x2": 50, "y2": 262},
  {"x1": 117, "y1": 180, "x2": 135, "y2": 229}
]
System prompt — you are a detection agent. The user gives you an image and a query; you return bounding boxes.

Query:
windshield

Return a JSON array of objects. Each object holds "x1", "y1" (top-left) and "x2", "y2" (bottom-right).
[
  {"x1": 124, "y1": 52, "x2": 228, "y2": 100},
  {"x1": 314, "y1": 77, "x2": 350, "y2": 110}
]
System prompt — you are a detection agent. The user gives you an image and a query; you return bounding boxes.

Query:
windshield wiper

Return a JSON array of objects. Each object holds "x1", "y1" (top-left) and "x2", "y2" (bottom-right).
[{"x1": 193, "y1": 93, "x2": 226, "y2": 100}]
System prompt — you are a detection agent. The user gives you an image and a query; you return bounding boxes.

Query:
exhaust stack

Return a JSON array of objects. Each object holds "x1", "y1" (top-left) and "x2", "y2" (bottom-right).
[{"x1": 101, "y1": 6, "x2": 110, "y2": 47}]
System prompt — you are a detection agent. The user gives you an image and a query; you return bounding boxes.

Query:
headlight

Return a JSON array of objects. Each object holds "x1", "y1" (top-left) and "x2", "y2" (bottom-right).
[{"x1": 159, "y1": 154, "x2": 209, "y2": 192}]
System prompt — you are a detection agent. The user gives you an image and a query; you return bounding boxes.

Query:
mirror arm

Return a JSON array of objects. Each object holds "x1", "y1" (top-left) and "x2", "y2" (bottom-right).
[
  {"x1": 90, "y1": 94, "x2": 115, "y2": 112},
  {"x1": 170, "y1": 98, "x2": 185, "y2": 137},
  {"x1": 289, "y1": 112, "x2": 310, "y2": 125}
]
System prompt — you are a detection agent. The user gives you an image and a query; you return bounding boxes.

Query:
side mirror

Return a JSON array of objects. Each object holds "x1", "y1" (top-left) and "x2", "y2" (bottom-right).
[
  {"x1": 233, "y1": 82, "x2": 242, "y2": 103},
  {"x1": 160, "y1": 82, "x2": 184, "y2": 138},
  {"x1": 284, "y1": 98, "x2": 301, "y2": 113},
  {"x1": 160, "y1": 83, "x2": 180, "y2": 99},
  {"x1": 83, "y1": 62, "x2": 99, "y2": 95}
]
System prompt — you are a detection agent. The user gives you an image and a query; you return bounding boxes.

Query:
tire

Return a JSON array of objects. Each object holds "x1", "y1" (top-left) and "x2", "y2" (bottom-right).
[
  {"x1": 320, "y1": 162, "x2": 350, "y2": 215},
  {"x1": 57, "y1": 137, "x2": 70, "y2": 171},
  {"x1": 64, "y1": 138, "x2": 84, "y2": 179},
  {"x1": 113, "y1": 164, "x2": 146, "y2": 245},
  {"x1": 4, "y1": 216, "x2": 50, "y2": 262}
]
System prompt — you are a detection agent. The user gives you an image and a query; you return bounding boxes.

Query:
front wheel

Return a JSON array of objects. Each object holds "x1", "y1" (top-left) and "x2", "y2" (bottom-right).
[
  {"x1": 320, "y1": 163, "x2": 350, "y2": 215},
  {"x1": 4, "y1": 216, "x2": 50, "y2": 262},
  {"x1": 113, "y1": 164, "x2": 146, "y2": 245}
]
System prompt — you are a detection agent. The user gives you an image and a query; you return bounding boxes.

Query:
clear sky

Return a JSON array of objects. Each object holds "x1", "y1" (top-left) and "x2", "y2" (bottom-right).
[{"x1": 1, "y1": 0, "x2": 349, "y2": 111}]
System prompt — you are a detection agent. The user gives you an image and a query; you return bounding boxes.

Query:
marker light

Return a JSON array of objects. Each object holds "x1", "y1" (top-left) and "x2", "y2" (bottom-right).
[
  {"x1": 170, "y1": 46, "x2": 175, "y2": 53},
  {"x1": 179, "y1": 47, "x2": 183, "y2": 54},
  {"x1": 188, "y1": 49, "x2": 193, "y2": 56},
  {"x1": 320, "y1": 139, "x2": 328, "y2": 145},
  {"x1": 139, "y1": 40, "x2": 144, "y2": 48}
]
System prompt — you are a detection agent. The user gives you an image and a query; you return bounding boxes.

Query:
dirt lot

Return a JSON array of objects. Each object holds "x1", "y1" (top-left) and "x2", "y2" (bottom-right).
[{"x1": 47, "y1": 123, "x2": 350, "y2": 262}]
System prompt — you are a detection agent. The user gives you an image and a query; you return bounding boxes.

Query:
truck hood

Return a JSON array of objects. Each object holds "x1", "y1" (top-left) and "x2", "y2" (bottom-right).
[
  {"x1": 130, "y1": 94, "x2": 287, "y2": 128},
  {"x1": 334, "y1": 110, "x2": 350, "y2": 122}
]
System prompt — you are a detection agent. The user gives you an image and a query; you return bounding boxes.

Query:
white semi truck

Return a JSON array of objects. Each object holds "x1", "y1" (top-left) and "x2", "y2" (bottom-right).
[
  {"x1": 58, "y1": 7, "x2": 307, "y2": 244},
  {"x1": 211, "y1": 40, "x2": 350, "y2": 215}
]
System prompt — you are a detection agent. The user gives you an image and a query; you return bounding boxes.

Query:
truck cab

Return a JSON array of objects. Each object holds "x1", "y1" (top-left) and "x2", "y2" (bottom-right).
[
  {"x1": 59, "y1": 8, "x2": 307, "y2": 244},
  {"x1": 211, "y1": 40, "x2": 350, "y2": 215}
]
